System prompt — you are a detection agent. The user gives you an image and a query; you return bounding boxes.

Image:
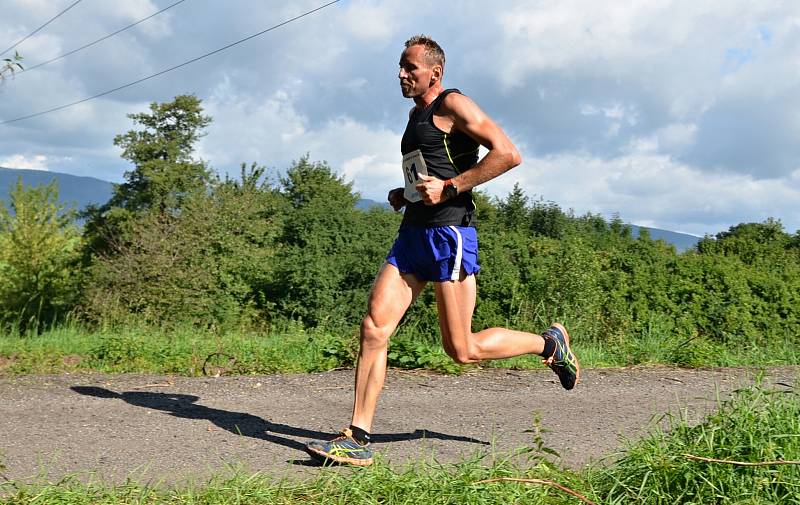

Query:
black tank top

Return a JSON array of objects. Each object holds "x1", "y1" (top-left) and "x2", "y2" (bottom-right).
[{"x1": 400, "y1": 89, "x2": 480, "y2": 228}]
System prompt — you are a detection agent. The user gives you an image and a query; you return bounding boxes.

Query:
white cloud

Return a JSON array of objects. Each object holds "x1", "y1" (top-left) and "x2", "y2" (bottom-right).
[
  {"x1": 304, "y1": 117, "x2": 401, "y2": 197},
  {"x1": 198, "y1": 77, "x2": 401, "y2": 199},
  {"x1": 106, "y1": 0, "x2": 175, "y2": 39},
  {"x1": 341, "y1": 0, "x2": 396, "y2": 43},
  {"x1": 654, "y1": 123, "x2": 699, "y2": 152},
  {"x1": 0, "y1": 154, "x2": 48, "y2": 170},
  {"x1": 499, "y1": 149, "x2": 800, "y2": 235},
  {"x1": 3, "y1": 0, "x2": 800, "y2": 235}
]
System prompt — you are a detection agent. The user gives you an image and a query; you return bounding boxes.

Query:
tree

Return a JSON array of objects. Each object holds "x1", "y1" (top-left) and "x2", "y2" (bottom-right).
[
  {"x1": 83, "y1": 95, "x2": 212, "y2": 256},
  {"x1": 83, "y1": 164, "x2": 285, "y2": 328},
  {"x1": 265, "y1": 156, "x2": 396, "y2": 327},
  {"x1": 698, "y1": 218, "x2": 790, "y2": 264},
  {"x1": 0, "y1": 178, "x2": 81, "y2": 330},
  {"x1": 529, "y1": 197, "x2": 569, "y2": 239},
  {"x1": 498, "y1": 183, "x2": 529, "y2": 231}
]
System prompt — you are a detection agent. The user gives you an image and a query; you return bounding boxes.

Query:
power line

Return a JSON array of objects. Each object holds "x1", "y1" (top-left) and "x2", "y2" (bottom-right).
[
  {"x1": 0, "y1": 0, "x2": 341, "y2": 126},
  {"x1": 19, "y1": 0, "x2": 188, "y2": 74},
  {"x1": 0, "y1": 0, "x2": 84, "y2": 58}
]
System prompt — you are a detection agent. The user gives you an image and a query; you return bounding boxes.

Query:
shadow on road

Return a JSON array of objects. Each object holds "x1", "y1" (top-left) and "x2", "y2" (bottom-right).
[{"x1": 71, "y1": 386, "x2": 488, "y2": 463}]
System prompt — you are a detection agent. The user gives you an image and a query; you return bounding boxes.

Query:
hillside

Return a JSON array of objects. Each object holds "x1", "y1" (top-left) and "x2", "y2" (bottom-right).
[
  {"x1": 630, "y1": 224, "x2": 700, "y2": 252},
  {"x1": 0, "y1": 167, "x2": 113, "y2": 212}
]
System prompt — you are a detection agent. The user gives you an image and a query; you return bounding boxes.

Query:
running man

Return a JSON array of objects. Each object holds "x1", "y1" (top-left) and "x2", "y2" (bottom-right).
[{"x1": 306, "y1": 35, "x2": 579, "y2": 467}]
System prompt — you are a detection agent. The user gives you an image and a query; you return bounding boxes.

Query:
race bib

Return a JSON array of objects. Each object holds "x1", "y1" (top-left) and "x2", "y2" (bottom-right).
[{"x1": 402, "y1": 149, "x2": 428, "y2": 203}]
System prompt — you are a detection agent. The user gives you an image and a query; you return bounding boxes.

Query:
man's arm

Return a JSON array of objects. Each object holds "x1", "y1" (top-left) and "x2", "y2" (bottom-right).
[{"x1": 416, "y1": 93, "x2": 521, "y2": 205}]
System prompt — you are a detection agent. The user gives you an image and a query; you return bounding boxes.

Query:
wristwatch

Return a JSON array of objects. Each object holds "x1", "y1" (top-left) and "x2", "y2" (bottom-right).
[{"x1": 443, "y1": 179, "x2": 458, "y2": 200}]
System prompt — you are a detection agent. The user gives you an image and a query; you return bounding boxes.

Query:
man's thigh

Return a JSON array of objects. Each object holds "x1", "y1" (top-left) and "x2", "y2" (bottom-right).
[
  {"x1": 366, "y1": 262, "x2": 426, "y2": 329},
  {"x1": 434, "y1": 272, "x2": 477, "y2": 347}
]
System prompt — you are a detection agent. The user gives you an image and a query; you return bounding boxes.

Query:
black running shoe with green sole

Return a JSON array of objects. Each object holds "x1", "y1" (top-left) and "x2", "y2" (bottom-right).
[{"x1": 541, "y1": 323, "x2": 580, "y2": 390}]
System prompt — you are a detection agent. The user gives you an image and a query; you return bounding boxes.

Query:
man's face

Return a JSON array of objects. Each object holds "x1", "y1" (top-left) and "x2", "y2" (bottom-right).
[{"x1": 398, "y1": 45, "x2": 439, "y2": 99}]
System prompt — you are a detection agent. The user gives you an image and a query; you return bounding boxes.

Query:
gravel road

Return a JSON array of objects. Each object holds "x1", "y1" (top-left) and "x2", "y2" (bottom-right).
[{"x1": 0, "y1": 366, "x2": 796, "y2": 486}]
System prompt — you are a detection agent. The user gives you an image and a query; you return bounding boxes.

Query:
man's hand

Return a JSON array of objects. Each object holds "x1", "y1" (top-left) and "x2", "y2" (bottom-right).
[
  {"x1": 415, "y1": 174, "x2": 446, "y2": 205},
  {"x1": 388, "y1": 187, "x2": 407, "y2": 211}
]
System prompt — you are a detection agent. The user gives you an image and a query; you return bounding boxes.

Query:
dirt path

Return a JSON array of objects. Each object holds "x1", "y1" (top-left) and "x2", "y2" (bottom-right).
[{"x1": 0, "y1": 366, "x2": 797, "y2": 486}]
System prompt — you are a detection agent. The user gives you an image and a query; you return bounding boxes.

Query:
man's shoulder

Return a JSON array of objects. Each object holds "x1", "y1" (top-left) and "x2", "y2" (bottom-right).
[{"x1": 439, "y1": 89, "x2": 478, "y2": 116}]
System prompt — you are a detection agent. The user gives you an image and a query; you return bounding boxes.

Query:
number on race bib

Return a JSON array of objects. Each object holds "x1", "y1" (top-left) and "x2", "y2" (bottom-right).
[{"x1": 402, "y1": 149, "x2": 428, "y2": 203}]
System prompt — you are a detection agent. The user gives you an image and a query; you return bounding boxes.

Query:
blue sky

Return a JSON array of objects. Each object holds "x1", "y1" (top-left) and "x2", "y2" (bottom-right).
[{"x1": 1, "y1": 0, "x2": 799, "y2": 236}]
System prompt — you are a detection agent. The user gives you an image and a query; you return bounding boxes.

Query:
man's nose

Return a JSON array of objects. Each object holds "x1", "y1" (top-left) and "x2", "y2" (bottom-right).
[{"x1": 398, "y1": 68, "x2": 407, "y2": 79}]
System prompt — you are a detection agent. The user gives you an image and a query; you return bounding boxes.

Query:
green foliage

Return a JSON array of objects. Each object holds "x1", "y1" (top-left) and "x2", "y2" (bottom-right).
[
  {"x1": 90, "y1": 334, "x2": 145, "y2": 366},
  {"x1": 82, "y1": 94, "x2": 212, "y2": 257},
  {"x1": 305, "y1": 335, "x2": 354, "y2": 372},
  {"x1": 111, "y1": 94, "x2": 212, "y2": 214},
  {"x1": 8, "y1": 94, "x2": 797, "y2": 371},
  {"x1": 405, "y1": 184, "x2": 799, "y2": 364},
  {"x1": 83, "y1": 164, "x2": 283, "y2": 328},
  {"x1": 264, "y1": 156, "x2": 398, "y2": 328},
  {"x1": 0, "y1": 324, "x2": 365, "y2": 375},
  {"x1": 387, "y1": 338, "x2": 463, "y2": 374},
  {"x1": 0, "y1": 179, "x2": 81, "y2": 330},
  {"x1": 591, "y1": 380, "x2": 800, "y2": 504}
]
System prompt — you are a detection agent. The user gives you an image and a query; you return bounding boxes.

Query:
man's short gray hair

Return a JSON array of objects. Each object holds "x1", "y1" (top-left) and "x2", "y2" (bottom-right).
[{"x1": 404, "y1": 35, "x2": 445, "y2": 71}]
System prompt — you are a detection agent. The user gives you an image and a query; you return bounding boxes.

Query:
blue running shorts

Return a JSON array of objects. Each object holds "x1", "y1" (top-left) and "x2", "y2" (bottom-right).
[{"x1": 386, "y1": 226, "x2": 480, "y2": 282}]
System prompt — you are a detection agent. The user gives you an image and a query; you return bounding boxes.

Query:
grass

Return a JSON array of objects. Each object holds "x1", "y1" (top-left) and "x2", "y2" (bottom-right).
[
  {"x1": 588, "y1": 377, "x2": 800, "y2": 503},
  {"x1": 1, "y1": 317, "x2": 798, "y2": 376},
  {"x1": 0, "y1": 322, "x2": 356, "y2": 376},
  {"x1": 1, "y1": 380, "x2": 797, "y2": 504}
]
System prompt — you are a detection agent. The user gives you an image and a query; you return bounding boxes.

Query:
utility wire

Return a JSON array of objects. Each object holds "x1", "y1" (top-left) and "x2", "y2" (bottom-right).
[
  {"x1": 0, "y1": 0, "x2": 84, "y2": 58},
  {"x1": 0, "y1": 0, "x2": 340, "y2": 126},
  {"x1": 19, "y1": 0, "x2": 188, "y2": 74}
]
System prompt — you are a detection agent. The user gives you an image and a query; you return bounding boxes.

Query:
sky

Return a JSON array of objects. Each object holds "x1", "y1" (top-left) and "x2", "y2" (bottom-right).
[{"x1": 1, "y1": 0, "x2": 799, "y2": 237}]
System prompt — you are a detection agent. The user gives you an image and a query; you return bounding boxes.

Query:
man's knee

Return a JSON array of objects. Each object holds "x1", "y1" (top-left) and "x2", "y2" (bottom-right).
[
  {"x1": 444, "y1": 341, "x2": 479, "y2": 364},
  {"x1": 360, "y1": 315, "x2": 391, "y2": 350},
  {"x1": 449, "y1": 352, "x2": 474, "y2": 365}
]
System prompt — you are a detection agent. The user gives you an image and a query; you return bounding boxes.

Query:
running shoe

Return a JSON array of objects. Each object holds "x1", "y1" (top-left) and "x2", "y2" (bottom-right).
[
  {"x1": 541, "y1": 323, "x2": 580, "y2": 390},
  {"x1": 306, "y1": 428, "x2": 374, "y2": 466}
]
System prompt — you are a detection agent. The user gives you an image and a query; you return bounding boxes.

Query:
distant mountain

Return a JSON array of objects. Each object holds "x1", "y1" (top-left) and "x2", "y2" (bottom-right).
[
  {"x1": 630, "y1": 224, "x2": 700, "y2": 252},
  {"x1": 0, "y1": 167, "x2": 113, "y2": 212},
  {"x1": 356, "y1": 198, "x2": 389, "y2": 211}
]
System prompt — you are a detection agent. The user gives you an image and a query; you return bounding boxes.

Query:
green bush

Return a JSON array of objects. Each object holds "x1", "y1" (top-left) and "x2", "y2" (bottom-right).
[
  {"x1": 388, "y1": 338, "x2": 463, "y2": 374},
  {"x1": 0, "y1": 179, "x2": 81, "y2": 330},
  {"x1": 89, "y1": 335, "x2": 145, "y2": 366}
]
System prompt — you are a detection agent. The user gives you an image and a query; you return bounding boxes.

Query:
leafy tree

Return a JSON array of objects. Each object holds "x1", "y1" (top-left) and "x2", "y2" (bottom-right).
[
  {"x1": 83, "y1": 95, "x2": 212, "y2": 257},
  {"x1": 0, "y1": 179, "x2": 81, "y2": 330},
  {"x1": 528, "y1": 197, "x2": 570, "y2": 239},
  {"x1": 84, "y1": 164, "x2": 284, "y2": 328},
  {"x1": 698, "y1": 218, "x2": 790, "y2": 263},
  {"x1": 265, "y1": 156, "x2": 396, "y2": 327},
  {"x1": 498, "y1": 183, "x2": 529, "y2": 230}
]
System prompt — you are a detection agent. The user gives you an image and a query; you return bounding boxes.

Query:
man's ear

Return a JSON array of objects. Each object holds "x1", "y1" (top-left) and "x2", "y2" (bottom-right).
[{"x1": 431, "y1": 65, "x2": 442, "y2": 84}]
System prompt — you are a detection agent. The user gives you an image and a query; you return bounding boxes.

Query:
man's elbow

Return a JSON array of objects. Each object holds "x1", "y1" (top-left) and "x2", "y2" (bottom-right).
[{"x1": 503, "y1": 145, "x2": 522, "y2": 169}]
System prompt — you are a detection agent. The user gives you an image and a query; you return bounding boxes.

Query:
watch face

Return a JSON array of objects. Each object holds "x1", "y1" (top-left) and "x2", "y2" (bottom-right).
[{"x1": 444, "y1": 184, "x2": 457, "y2": 200}]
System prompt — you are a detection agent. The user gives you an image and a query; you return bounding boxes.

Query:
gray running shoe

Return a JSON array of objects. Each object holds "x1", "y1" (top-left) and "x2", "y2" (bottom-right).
[{"x1": 306, "y1": 428, "x2": 374, "y2": 466}]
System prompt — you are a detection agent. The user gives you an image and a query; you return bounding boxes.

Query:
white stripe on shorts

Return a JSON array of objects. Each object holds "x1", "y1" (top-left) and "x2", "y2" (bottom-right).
[{"x1": 448, "y1": 225, "x2": 463, "y2": 281}]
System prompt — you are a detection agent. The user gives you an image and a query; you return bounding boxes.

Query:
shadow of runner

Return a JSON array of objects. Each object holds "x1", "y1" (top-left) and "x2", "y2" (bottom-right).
[{"x1": 71, "y1": 386, "x2": 488, "y2": 462}]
